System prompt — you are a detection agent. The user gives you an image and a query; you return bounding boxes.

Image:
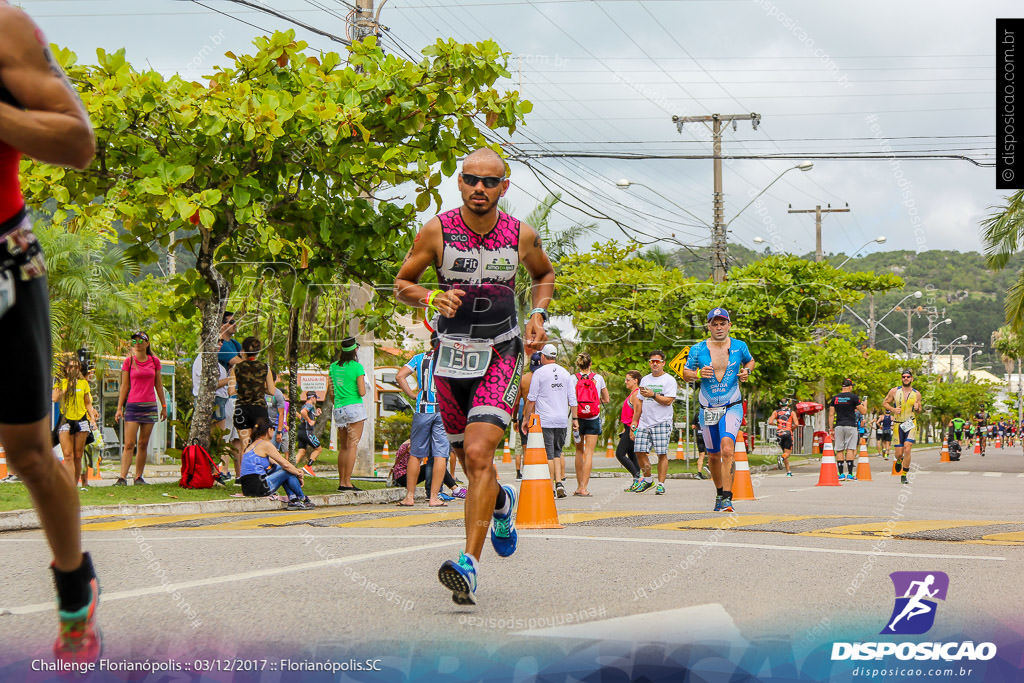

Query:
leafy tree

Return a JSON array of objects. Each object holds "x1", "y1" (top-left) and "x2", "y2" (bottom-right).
[
  {"x1": 25, "y1": 33, "x2": 531, "y2": 447},
  {"x1": 981, "y1": 189, "x2": 1024, "y2": 329},
  {"x1": 39, "y1": 223, "x2": 140, "y2": 357}
]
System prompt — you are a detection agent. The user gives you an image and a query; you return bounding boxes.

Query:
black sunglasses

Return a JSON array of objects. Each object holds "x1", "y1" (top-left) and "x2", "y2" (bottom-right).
[{"x1": 461, "y1": 173, "x2": 505, "y2": 189}]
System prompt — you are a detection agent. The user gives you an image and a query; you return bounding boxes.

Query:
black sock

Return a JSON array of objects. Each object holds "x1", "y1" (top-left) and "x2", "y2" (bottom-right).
[
  {"x1": 847, "y1": 461, "x2": 855, "y2": 474},
  {"x1": 51, "y1": 552, "x2": 95, "y2": 612},
  {"x1": 494, "y1": 485, "x2": 508, "y2": 512},
  {"x1": 723, "y1": 490, "x2": 732, "y2": 499},
  {"x1": 716, "y1": 487, "x2": 724, "y2": 497}
]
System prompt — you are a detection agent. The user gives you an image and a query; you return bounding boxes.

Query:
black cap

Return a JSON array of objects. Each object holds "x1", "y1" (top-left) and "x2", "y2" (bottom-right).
[
  {"x1": 306, "y1": 391, "x2": 318, "y2": 399},
  {"x1": 842, "y1": 378, "x2": 853, "y2": 387}
]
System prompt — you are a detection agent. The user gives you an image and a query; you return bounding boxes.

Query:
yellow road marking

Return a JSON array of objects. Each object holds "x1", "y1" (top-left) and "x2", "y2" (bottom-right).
[
  {"x1": 642, "y1": 514, "x2": 858, "y2": 531},
  {"x1": 800, "y1": 520, "x2": 1020, "y2": 540},
  {"x1": 965, "y1": 530, "x2": 1024, "y2": 546},
  {"x1": 337, "y1": 511, "x2": 463, "y2": 528},
  {"x1": 81, "y1": 513, "x2": 227, "y2": 531},
  {"x1": 201, "y1": 509, "x2": 376, "y2": 530}
]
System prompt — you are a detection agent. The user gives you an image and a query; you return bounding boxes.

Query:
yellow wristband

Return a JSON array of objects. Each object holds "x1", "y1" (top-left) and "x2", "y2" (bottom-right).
[{"x1": 425, "y1": 290, "x2": 440, "y2": 309}]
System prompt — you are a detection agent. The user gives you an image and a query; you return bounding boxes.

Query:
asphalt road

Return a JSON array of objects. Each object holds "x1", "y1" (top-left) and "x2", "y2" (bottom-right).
[{"x1": 0, "y1": 445, "x2": 1021, "y2": 680}]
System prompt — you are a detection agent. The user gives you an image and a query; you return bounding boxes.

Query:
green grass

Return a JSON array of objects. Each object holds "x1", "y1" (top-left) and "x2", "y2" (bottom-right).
[{"x1": 0, "y1": 476, "x2": 385, "y2": 513}]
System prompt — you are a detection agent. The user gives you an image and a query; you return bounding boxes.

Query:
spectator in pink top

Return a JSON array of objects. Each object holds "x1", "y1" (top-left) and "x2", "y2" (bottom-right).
[{"x1": 113, "y1": 331, "x2": 166, "y2": 485}]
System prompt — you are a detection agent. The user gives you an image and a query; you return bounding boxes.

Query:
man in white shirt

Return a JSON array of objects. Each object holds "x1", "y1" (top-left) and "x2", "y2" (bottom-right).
[
  {"x1": 629, "y1": 350, "x2": 678, "y2": 494},
  {"x1": 521, "y1": 344, "x2": 577, "y2": 499}
]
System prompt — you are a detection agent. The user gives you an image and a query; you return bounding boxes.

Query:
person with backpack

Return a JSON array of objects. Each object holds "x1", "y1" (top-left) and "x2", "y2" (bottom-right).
[
  {"x1": 238, "y1": 417, "x2": 314, "y2": 510},
  {"x1": 114, "y1": 331, "x2": 167, "y2": 486},
  {"x1": 569, "y1": 352, "x2": 610, "y2": 497},
  {"x1": 948, "y1": 413, "x2": 967, "y2": 461}
]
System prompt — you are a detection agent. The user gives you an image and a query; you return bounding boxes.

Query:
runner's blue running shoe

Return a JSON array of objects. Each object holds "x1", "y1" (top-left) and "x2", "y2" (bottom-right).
[
  {"x1": 490, "y1": 484, "x2": 518, "y2": 557},
  {"x1": 438, "y1": 553, "x2": 478, "y2": 605},
  {"x1": 713, "y1": 496, "x2": 723, "y2": 512},
  {"x1": 438, "y1": 492, "x2": 456, "y2": 502}
]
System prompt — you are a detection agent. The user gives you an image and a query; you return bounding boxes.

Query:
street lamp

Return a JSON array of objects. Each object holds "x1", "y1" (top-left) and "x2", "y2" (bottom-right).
[
  {"x1": 866, "y1": 290, "x2": 922, "y2": 348},
  {"x1": 615, "y1": 178, "x2": 710, "y2": 228},
  {"x1": 836, "y1": 236, "x2": 887, "y2": 268},
  {"x1": 724, "y1": 162, "x2": 813, "y2": 230},
  {"x1": 937, "y1": 335, "x2": 969, "y2": 381},
  {"x1": 919, "y1": 317, "x2": 952, "y2": 365}
]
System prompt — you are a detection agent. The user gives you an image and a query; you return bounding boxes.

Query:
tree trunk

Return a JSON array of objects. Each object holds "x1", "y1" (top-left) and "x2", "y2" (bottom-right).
[
  {"x1": 286, "y1": 302, "x2": 300, "y2": 459},
  {"x1": 187, "y1": 227, "x2": 230, "y2": 449}
]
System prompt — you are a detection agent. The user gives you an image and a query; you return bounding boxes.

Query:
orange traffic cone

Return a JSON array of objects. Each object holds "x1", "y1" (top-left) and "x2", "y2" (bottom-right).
[
  {"x1": 502, "y1": 438, "x2": 512, "y2": 464},
  {"x1": 891, "y1": 452, "x2": 901, "y2": 475},
  {"x1": 974, "y1": 440, "x2": 981, "y2": 455},
  {"x1": 88, "y1": 453, "x2": 102, "y2": 481},
  {"x1": 674, "y1": 429, "x2": 685, "y2": 460},
  {"x1": 516, "y1": 414, "x2": 562, "y2": 529},
  {"x1": 0, "y1": 447, "x2": 7, "y2": 478},
  {"x1": 732, "y1": 431, "x2": 756, "y2": 500},
  {"x1": 996, "y1": 434, "x2": 1002, "y2": 449},
  {"x1": 605, "y1": 437, "x2": 614, "y2": 459},
  {"x1": 382, "y1": 440, "x2": 389, "y2": 460},
  {"x1": 816, "y1": 434, "x2": 841, "y2": 486},
  {"x1": 856, "y1": 441, "x2": 872, "y2": 481},
  {"x1": 940, "y1": 439, "x2": 950, "y2": 463}
]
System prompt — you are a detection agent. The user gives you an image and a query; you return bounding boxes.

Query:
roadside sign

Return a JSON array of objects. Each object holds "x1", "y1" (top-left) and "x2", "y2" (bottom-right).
[
  {"x1": 667, "y1": 347, "x2": 690, "y2": 377},
  {"x1": 297, "y1": 370, "x2": 329, "y2": 400}
]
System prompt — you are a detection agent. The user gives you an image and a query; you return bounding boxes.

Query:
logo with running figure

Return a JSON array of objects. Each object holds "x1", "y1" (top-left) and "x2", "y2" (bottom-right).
[{"x1": 881, "y1": 571, "x2": 949, "y2": 635}]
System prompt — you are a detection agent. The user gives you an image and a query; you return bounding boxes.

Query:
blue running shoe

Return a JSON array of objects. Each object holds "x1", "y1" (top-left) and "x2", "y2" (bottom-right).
[
  {"x1": 490, "y1": 484, "x2": 518, "y2": 557},
  {"x1": 438, "y1": 492, "x2": 456, "y2": 502},
  {"x1": 713, "y1": 496, "x2": 723, "y2": 512},
  {"x1": 720, "y1": 497, "x2": 734, "y2": 513},
  {"x1": 635, "y1": 480, "x2": 654, "y2": 493},
  {"x1": 438, "y1": 553, "x2": 478, "y2": 605}
]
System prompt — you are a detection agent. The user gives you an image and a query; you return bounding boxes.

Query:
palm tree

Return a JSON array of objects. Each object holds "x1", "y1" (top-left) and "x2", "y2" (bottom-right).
[
  {"x1": 642, "y1": 245, "x2": 674, "y2": 268},
  {"x1": 981, "y1": 190, "x2": 1024, "y2": 328},
  {"x1": 39, "y1": 224, "x2": 141, "y2": 356},
  {"x1": 499, "y1": 193, "x2": 597, "y2": 318}
]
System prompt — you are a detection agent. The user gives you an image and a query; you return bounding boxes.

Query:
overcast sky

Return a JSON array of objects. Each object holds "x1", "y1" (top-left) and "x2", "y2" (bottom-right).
[{"x1": 23, "y1": 0, "x2": 1015, "y2": 262}]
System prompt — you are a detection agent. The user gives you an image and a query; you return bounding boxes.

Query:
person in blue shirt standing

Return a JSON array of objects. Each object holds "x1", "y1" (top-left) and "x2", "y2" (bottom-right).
[
  {"x1": 682, "y1": 307, "x2": 755, "y2": 513},
  {"x1": 396, "y1": 348, "x2": 450, "y2": 507}
]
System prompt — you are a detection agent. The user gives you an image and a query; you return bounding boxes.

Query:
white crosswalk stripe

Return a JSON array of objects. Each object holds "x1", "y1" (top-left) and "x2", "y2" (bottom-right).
[{"x1": 982, "y1": 472, "x2": 1003, "y2": 477}]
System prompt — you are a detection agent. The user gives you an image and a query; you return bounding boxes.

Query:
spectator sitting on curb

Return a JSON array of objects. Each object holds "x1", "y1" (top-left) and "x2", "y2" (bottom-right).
[
  {"x1": 238, "y1": 417, "x2": 314, "y2": 510},
  {"x1": 387, "y1": 440, "x2": 467, "y2": 501}
]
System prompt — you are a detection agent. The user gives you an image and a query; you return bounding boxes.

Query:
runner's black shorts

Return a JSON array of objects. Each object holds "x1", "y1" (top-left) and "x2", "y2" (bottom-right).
[
  {"x1": 0, "y1": 250, "x2": 50, "y2": 425},
  {"x1": 776, "y1": 432, "x2": 793, "y2": 451},
  {"x1": 233, "y1": 403, "x2": 269, "y2": 431}
]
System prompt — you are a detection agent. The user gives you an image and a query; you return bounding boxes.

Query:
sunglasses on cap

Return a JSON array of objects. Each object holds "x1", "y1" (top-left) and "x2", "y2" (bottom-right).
[
  {"x1": 460, "y1": 173, "x2": 505, "y2": 189},
  {"x1": 902, "y1": 374, "x2": 912, "y2": 378}
]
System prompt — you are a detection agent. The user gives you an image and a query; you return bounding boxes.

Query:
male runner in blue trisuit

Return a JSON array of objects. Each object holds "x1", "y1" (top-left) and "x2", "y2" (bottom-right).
[{"x1": 682, "y1": 308, "x2": 755, "y2": 512}]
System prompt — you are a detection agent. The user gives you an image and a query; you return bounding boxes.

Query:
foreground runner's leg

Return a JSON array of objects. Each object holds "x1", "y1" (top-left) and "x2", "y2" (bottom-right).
[{"x1": 438, "y1": 422, "x2": 516, "y2": 605}]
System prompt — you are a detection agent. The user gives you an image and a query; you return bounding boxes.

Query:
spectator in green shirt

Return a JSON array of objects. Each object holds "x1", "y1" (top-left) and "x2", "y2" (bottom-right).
[{"x1": 327, "y1": 337, "x2": 367, "y2": 492}]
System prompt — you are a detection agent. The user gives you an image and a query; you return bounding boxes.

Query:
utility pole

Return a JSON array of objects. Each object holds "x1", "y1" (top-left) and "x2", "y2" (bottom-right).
[
  {"x1": 787, "y1": 203, "x2": 850, "y2": 262},
  {"x1": 785, "y1": 201, "x2": 849, "y2": 429},
  {"x1": 868, "y1": 294, "x2": 876, "y2": 347},
  {"x1": 352, "y1": 0, "x2": 376, "y2": 42},
  {"x1": 671, "y1": 112, "x2": 762, "y2": 283}
]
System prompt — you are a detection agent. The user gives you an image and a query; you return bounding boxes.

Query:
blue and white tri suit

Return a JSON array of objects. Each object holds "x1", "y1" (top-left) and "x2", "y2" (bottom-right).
[{"x1": 685, "y1": 338, "x2": 753, "y2": 454}]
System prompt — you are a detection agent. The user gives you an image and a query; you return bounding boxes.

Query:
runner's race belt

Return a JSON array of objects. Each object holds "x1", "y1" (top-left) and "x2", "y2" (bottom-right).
[
  {"x1": 900, "y1": 418, "x2": 915, "y2": 433},
  {"x1": 433, "y1": 327, "x2": 519, "y2": 380},
  {"x1": 701, "y1": 399, "x2": 742, "y2": 426}
]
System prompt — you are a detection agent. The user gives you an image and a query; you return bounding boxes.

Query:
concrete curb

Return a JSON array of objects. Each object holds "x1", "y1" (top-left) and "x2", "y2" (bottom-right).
[{"x1": 0, "y1": 487, "x2": 406, "y2": 533}]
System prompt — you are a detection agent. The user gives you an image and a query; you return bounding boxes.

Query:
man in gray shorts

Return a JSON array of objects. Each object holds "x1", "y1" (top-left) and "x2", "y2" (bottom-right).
[
  {"x1": 521, "y1": 344, "x2": 577, "y2": 499},
  {"x1": 828, "y1": 378, "x2": 866, "y2": 481}
]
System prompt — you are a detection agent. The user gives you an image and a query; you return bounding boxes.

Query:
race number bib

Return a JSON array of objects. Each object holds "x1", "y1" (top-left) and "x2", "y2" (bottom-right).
[
  {"x1": 0, "y1": 270, "x2": 14, "y2": 320},
  {"x1": 900, "y1": 419, "x2": 915, "y2": 433},
  {"x1": 433, "y1": 337, "x2": 492, "y2": 379},
  {"x1": 703, "y1": 406, "x2": 726, "y2": 426}
]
